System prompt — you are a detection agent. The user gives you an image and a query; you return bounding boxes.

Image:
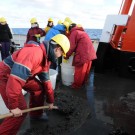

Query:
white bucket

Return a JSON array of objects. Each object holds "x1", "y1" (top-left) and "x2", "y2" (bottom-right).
[
  {"x1": 49, "y1": 69, "x2": 58, "y2": 89},
  {"x1": 22, "y1": 89, "x2": 27, "y2": 95},
  {"x1": 61, "y1": 63, "x2": 74, "y2": 86},
  {"x1": 36, "y1": 69, "x2": 58, "y2": 90}
]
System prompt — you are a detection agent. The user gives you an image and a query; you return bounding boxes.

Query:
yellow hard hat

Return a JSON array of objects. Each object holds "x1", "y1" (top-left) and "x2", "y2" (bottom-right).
[
  {"x1": 57, "y1": 20, "x2": 63, "y2": 24},
  {"x1": 51, "y1": 34, "x2": 70, "y2": 56},
  {"x1": 64, "y1": 17, "x2": 72, "y2": 25},
  {"x1": 48, "y1": 18, "x2": 53, "y2": 22},
  {"x1": 77, "y1": 24, "x2": 82, "y2": 28},
  {"x1": 0, "y1": 17, "x2": 6, "y2": 23},
  {"x1": 30, "y1": 18, "x2": 37, "y2": 24},
  {"x1": 63, "y1": 21, "x2": 70, "y2": 31}
]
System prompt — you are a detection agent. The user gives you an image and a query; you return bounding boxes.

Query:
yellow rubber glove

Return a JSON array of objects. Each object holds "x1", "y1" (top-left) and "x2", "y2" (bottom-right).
[
  {"x1": 35, "y1": 34, "x2": 41, "y2": 38},
  {"x1": 71, "y1": 52, "x2": 75, "y2": 56},
  {"x1": 63, "y1": 59, "x2": 68, "y2": 63}
]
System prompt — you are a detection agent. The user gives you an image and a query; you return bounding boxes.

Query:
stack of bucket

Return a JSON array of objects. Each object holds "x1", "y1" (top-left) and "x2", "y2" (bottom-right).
[{"x1": 61, "y1": 54, "x2": 75, "y2": 86}]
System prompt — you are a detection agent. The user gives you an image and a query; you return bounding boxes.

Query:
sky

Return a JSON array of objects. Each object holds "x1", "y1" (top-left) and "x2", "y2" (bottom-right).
[{"x1": 0, "y1": 0, "x2": 126, "y2": 29}]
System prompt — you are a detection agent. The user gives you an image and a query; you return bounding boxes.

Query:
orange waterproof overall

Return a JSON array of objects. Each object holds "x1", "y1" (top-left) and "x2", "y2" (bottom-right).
[
  {"x1": 0, "y1": 43, "x2": 54, "y2": 135},
  {"x1": 72, "y1": 61, "x2": 92, "y2": 88},
  {"x1": 66, "y1": 26, "x2": 97, "y2": 88}
]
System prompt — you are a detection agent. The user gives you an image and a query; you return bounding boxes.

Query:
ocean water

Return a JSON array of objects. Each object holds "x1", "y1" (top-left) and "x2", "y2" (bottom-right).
[
  {"x1": 85, "y1": 29, "x2": 102, "y2": 40},
  {"x1": 12, "y1": 28, "x2": 102, "y2": 40}
]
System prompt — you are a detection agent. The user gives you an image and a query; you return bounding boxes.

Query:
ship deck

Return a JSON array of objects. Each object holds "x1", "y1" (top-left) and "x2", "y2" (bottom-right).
[{"x1": 14, "y1": 68, "x2": 135, "y2": 135}]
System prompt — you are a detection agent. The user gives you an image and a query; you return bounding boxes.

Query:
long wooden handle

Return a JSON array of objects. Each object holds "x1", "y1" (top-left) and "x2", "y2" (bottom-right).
[{"x1": 0, "y1": 105, "x2": 58, "y2": 119}]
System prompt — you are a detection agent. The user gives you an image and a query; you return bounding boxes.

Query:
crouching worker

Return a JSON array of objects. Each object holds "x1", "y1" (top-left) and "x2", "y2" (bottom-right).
[{"x1": 0, "y1": 34, "x2": 70, "y2": 135}]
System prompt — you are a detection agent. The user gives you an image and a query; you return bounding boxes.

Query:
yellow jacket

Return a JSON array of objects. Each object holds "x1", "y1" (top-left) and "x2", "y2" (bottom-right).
[{"x1": 44, "y1": 26, "x2": 51, "y2": 33}]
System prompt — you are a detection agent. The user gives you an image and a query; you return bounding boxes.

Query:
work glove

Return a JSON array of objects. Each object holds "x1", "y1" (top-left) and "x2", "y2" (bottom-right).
[
  {"x1": 71, "y1": 52, "x2": 75, "y2": 56},
  {"x1": 10, "y1": 108, "x2": 23, "y2": 117},
  {"x1": 63, "y1": 59, "x2": 68, "y2": 63},
  {"x1": 48, "y1": 103, "x2": 54, "y2": 110},
  {"x1": 35, "y1": 34, "x2": 41, "y2": 38}
]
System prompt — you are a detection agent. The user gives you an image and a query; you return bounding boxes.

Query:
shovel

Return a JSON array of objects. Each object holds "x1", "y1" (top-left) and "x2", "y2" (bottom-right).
[{"x1": 0, "y1": 105, "x2": 58, "y2": 120}]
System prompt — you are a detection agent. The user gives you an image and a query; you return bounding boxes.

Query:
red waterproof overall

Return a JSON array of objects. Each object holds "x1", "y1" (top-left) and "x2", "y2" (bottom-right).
[
  {"x1": 0, "y1": 43, "x2": 54, "y2": 135},
  {"x1": 66, "y1": 27, "x2": 97, "y2": 88},
  {"x1": 72, "y1": 61, "x2": 92, "y2": 88}
]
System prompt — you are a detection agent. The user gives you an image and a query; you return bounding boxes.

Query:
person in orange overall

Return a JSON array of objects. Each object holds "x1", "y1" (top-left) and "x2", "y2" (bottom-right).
[
  {"x1": 0, "y1": 34, "x2": 70, "y2": 135},
  {"x1": 64, "y1": 23, "x2": 97, "y2": 89}
]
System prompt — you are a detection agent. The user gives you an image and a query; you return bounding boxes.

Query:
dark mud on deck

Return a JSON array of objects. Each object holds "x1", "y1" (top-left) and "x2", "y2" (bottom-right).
[
  {"x1": 20, "y1": 91, "x2": 90, "y2": 135},
  {"x1": 16, "y1": 69, "x2": 135, "y2": 135}
]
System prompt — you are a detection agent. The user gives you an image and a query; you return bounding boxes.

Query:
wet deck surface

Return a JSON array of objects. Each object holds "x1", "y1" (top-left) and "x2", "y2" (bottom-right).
[
  {"x1": 2, "y1": 68, "x2": 135, "y2": 135},
  {"x1": 70, "y1": 70, "x2": 135, "y2": 135}
]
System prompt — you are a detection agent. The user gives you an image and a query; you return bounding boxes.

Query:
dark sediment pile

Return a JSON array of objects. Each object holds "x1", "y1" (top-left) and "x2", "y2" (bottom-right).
[
  {"x1": 109, "y1": 128, "x2": 130, "y2": 135},
  {"x1": 107, "y1": 92, "x2": 135, "y2": 135},
  {"x1": 22, "y1": 91, "x2": 91, "y2": 135},
  {"x1": 120, "y1": 92, "x2": 135, "y2": 113}
]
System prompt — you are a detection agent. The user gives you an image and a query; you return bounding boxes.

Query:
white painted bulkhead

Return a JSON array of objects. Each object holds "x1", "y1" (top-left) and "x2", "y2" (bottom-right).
[{"x1": 100, "y1": 15, "x2": 129, "y2": 43}]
